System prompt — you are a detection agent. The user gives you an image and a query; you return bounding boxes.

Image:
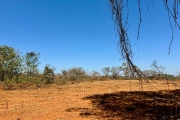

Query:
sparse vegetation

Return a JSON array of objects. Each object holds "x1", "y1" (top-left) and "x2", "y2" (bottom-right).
[
  {"x1": 0, "y1": 45, "x2": 179, "y2": 89},
  {"x1": 0, "y1": 45, "x2": 179, "y2": 119},
  {"x1": 0, "y1": 1, "x2": 179, "y2": 119},
  {"x1": 43, "y1": 64, "x2": 55, "y2": 84}
]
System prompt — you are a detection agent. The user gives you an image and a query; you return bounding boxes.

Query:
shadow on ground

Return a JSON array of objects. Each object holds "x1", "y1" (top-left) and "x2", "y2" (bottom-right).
[{"x1": 66, "y1": 89, "x2": 180, "y2": 120}]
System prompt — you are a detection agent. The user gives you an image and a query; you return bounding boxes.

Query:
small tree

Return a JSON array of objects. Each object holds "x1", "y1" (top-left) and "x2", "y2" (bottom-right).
[
  {"x1": 61, "y1": 69, "x2": 69, "y2": 79},
  {"x1": 151, "y1": 61, "x2": 165, "y2": 79},
  {"x1": 91, "y1": 70, "x2": 100, "y2": 80},
  {"x1": 142, "y1": 70, "x2": 154, "y2": 79},
  {"x1": 111, "y1": 66, "x2": 122, "y2": 79},
  {"x1": 25, "y1": 51, "x2": 40, "y2": 76},
  {"x1": 101, "y1": 67, "x2": 110, "y2": 77},
  {"x1": 121, "y1": 62, "x2": 129, "y2": 78},
  {"x1": 121, "y1": 62, "x2": 142, "y2": 79},
  {"x1": 68, "y1": 67, "x2": 86, "y2": 81},
  {"x1": 43, "y1": 64, "x2": 55, "y2": 84}
]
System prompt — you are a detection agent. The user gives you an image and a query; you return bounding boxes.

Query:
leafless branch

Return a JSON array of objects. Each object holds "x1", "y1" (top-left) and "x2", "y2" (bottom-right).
[
  {"x1": 164, "y1": 0, "x2": 180, "y2": 54},
  {"x1": 145, "y1": 0, "x2": 154, "y2": 20},
  {"x1": 109, "y1": 0, "x2": 179, "y2": 79},
  {"x1": 137, "y1": 0, "x2": 142, "y2": 39}
]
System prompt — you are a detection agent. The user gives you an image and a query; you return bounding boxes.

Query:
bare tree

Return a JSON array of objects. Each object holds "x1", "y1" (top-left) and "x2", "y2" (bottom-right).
[
  {"x1": 111, "y1": 66, "x2": 122, "y2": 79},
  {"x1": 121, "y1": 62, "x2": 141, "y2": 79},
  {"x1": 142, "y1": 70, "x2": 154, "y2": 77},
  {"x1": 90, "y1": 70, "x2": 100, "y2": 80},
  {"x1": 151, "y1": 61, "x2": 165, "y2": 79},
  {"x1": 101, "y1": 67, "x2": 110, "y2": 77},
  {"x1": 142, "y1": 70, "x2": 154, "y2": 79}
]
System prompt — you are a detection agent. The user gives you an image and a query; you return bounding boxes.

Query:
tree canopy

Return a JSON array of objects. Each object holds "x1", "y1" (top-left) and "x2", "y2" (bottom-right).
[{"x1": 0, "y1": 45, "x2": 22, "y2": 81}]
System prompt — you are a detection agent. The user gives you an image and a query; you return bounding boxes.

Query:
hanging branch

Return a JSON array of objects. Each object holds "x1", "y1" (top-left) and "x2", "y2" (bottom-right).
[
  {"x1": 145, "y1": 0, "x2": 154, "y2": 20},
  {"x1": 164, "y1": 0, "x2": 180, "y2": 54},
  {"x1": 109, "y1": 0, "x2": 147, "y2": 80},
  {"x1": 109, "y1": 0, "x2": 179, "y2": 79},
  {"x1": 137, "y1": 0, "x2": 142, "y2": 39}
]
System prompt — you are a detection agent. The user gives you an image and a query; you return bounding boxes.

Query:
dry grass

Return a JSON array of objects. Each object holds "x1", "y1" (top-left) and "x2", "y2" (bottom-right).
[{"x1": 0, "y1": 80, "x2": 180, "y2": 120}]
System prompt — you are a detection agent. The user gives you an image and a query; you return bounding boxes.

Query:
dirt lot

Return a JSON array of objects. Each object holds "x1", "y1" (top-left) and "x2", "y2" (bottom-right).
[{"x1": 0, "y1": 80, "x2": 180, "y2": 120}]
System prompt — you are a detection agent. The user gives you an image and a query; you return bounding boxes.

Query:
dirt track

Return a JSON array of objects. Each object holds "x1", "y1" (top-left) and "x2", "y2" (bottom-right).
[{"x1": 0, "y1": 80, "x2": 180, "y2": 120}]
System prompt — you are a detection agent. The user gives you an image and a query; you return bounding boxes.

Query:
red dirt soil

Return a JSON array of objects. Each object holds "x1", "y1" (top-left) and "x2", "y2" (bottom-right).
[{"x1": 0, "y1": 80, "x2": 180, "y2": 120}]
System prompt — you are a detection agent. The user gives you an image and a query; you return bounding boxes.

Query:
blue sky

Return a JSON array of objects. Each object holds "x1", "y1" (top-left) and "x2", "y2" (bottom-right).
[{"x1": 0, "y1": 0, "x2": 179, "y2": 75}]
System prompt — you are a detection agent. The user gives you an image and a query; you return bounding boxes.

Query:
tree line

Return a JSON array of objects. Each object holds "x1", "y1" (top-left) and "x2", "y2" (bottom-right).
[{"x1": 0, "y1": 45, "x2": 178, "y2": 86}]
